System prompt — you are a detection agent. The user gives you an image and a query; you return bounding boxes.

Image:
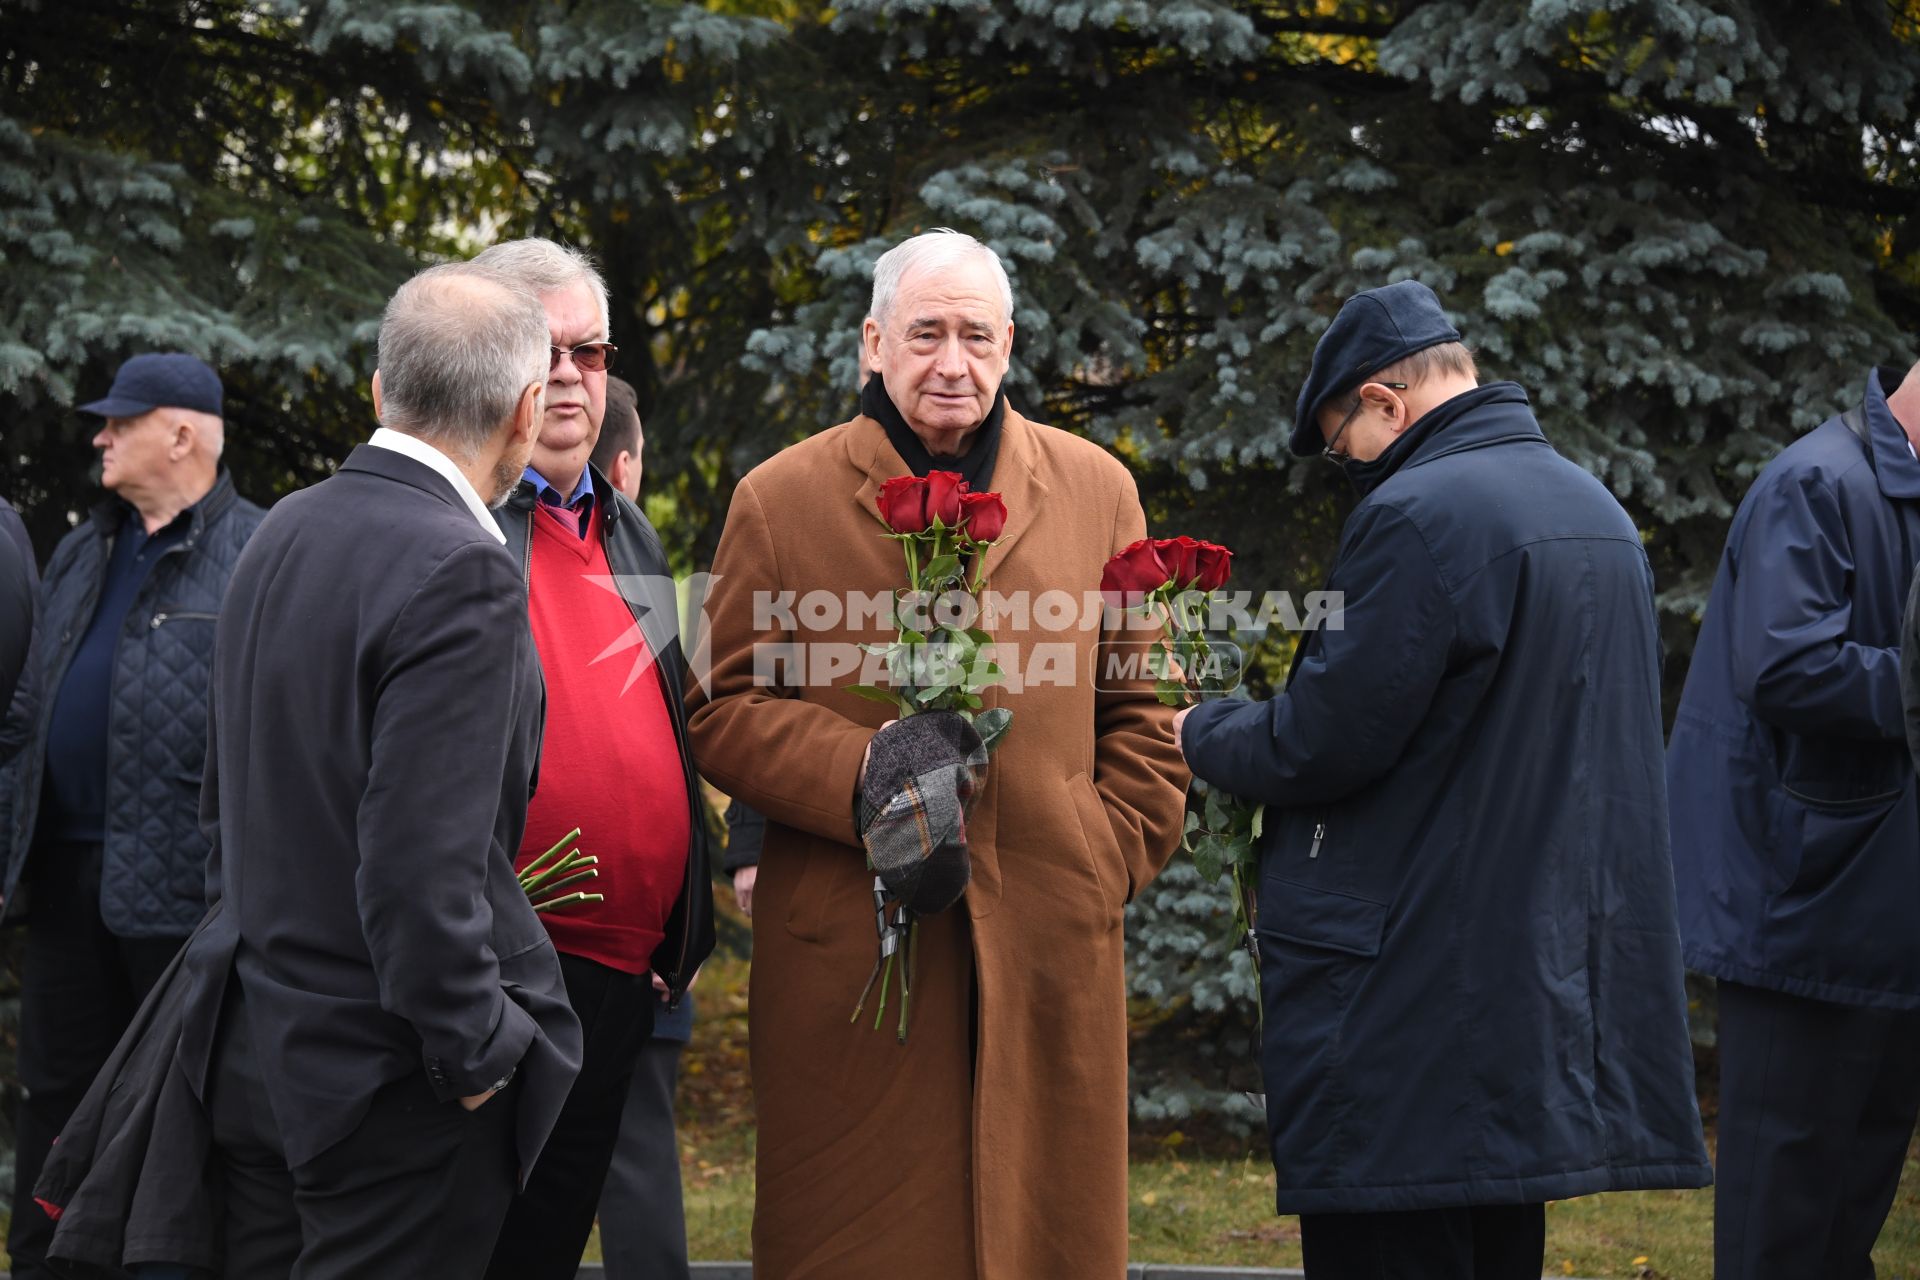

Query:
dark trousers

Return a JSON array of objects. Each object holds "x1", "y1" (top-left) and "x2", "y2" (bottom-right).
[
  {"x1": 485, "y1": 951, "x2": 656, "y2": 1280},
  {"x1": 1714, "y1": 980, "x2": 1920, "y2": 1280},
  {"x1": 208, "y1": 983, "x2": 520, "y2": 1279},
  {"x1": 1299, "y1": 1204, "x2": 1546, "y2": 1280},
  {"x1": 7, "y1": 840, "x2": 186, "y2": 1280},
  {"x1": 596, "y1": 1032, "x2": 690, "y2": 1280}
]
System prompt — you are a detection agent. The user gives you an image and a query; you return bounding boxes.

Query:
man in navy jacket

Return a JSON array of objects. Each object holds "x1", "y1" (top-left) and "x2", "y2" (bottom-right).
[
  {"x1": 0, "y1": 354, "x2": 263, "y2": 1279},
  {"x1": 1669, "y1": 359, "x2": 1920, "y2": 1279},
  {"x1": 1178, "y1": 281, "x2": 1710, "y2": 1278}
]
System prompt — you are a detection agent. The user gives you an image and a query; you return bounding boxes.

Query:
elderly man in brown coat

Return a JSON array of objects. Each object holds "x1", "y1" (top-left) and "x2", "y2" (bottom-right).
[{"x1": 686, "y1": 229, "x2": 1187, "y2": 1278}]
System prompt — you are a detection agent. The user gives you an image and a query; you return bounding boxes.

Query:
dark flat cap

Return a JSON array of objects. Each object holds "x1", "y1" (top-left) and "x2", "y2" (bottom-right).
[
  {"x1": 1290, "y1": 281, "x2": 1460, "y2": 456},
  {"x1": 78, "y1": 353, "x2": 223, "y2": 419}
]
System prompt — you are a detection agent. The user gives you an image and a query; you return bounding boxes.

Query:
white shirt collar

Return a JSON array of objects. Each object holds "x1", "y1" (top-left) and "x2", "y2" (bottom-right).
[{"x1": 366, "y1": 427, "x2": 506, "y2": 544}]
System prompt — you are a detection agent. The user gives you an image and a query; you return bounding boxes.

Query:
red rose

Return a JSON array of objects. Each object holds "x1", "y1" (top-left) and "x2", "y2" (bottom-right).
[
  {"x1": 1100, "y1": 537, "x2": 1172, "y2": 606},
  {"x1": 877, "y1": 475, "x2": 931, "y2": 533},
  {"x1": 925, "y1": 470, "x2": 967, "y2": 527},
  {"x1": 1155, "y1": 536, "x2": 1203, "y2": 588},
  {"x1": 1194, "y1": 542, "x2": 1234, "y2": 591},
  {"x1": 958, "y1": 491, "x2": 1008, "y2": 543}
]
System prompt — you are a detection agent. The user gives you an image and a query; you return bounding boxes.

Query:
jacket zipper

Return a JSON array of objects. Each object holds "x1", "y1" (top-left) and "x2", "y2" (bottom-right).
[
  {"x1": 1309, "y1": 822, "x2": 1326, "y2": 860},
  {"x1": 150, "y1": 610, "x2": 218, "y2": 629},
  {"x1": 609, "y1": 503, "x2": 700, "y2": 1006}
]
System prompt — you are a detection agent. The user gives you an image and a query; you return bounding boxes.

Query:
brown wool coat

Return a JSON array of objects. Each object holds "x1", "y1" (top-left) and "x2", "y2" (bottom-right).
[{"x1": 686, "y1": 408, "x2": 1189, "y2": 1279}]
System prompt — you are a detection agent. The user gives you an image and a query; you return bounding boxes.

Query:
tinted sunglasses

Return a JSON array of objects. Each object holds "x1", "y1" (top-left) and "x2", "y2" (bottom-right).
[{"x1": 550, "y1": 342, "x2": 617, "y2": 373}]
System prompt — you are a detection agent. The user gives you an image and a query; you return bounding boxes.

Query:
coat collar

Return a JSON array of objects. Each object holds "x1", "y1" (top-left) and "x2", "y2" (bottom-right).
[
  {"x1": 1861, "y1": 366, "x2": 1920, "y2": 501},
  {"x1": 340, "y1": 440, "x2": 466, "y2": 506},
  {"x1": 845, "y1": 405, "x2": 1049, "y2": 580},
  {"x1": 1344, "y1": 382, "x2": 1542, "y2": 500},
  {"x1": 86, "y1": 467, "x2": 240, "y2": 547}
]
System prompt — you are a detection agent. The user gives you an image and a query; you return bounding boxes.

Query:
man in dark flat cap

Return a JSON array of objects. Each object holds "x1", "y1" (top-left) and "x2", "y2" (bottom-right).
[
  {"x1": 1175, "y1": 282, "x2": 1711, "y2": 1278},
  {"x1": 0, "y1": 352, "x2": 263, "y2": 1277}
]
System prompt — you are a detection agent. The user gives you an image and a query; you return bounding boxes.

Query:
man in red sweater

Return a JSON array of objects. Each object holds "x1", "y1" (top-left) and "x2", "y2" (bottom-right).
[{"x1": 471, "y1": 238, "x2": 715, "y2": 1280}]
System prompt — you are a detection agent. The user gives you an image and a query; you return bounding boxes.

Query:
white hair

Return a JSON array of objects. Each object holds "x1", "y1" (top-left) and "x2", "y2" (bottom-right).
[
  {"x1": 470, "y1": 237, "x2": 612, "y2": 338},
  {"x1": 869, "y1": 229, "x2": 1013, "y2": 327},
  {"x1": 376, "y1": 263, "x2": 550, "y2": 457}
]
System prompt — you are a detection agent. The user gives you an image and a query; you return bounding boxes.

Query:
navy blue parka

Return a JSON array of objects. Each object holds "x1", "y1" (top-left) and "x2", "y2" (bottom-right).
[
  {"x1": 1182, "y1": 383, "x2": 1711, "y2": 1214},
  {"x1": 1669, "y1": 366, "x2": 1920, "y2": 1009}
]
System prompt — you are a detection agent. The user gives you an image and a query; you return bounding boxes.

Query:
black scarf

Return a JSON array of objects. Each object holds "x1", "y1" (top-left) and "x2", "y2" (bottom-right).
[{"x1": 861, "y1": 375, "x2": 1005, "y2": 492}]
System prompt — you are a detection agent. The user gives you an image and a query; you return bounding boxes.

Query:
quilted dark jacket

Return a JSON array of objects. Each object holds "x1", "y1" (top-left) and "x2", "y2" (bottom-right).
[{"x1": 1, "y1": 471, "x2": 265, "y2": 936}]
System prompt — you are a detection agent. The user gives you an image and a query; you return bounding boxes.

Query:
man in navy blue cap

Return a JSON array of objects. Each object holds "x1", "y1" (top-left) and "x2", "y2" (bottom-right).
[
  {"x1": 0, "y1": 351, "x2": 263, "y2": 1278},
  {"x1": 1175, "y1": 281, "x2": 1710, "y2": 1278}
]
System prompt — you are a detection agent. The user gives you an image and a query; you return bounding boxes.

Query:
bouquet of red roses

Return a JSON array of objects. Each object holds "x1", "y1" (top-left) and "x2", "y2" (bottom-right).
[
  {"x1": 849, "y1": 469, "x2": 1012, "y2": 749},
  {"x1": 845, "y1": 469, "x2": 1011, "y2": 1042},
  {"x1": 1101, "y1": 537, "x2": 1264, "y2": 1006}
]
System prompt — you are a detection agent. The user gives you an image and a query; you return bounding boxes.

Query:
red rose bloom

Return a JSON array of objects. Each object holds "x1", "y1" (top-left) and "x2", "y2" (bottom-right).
[
  {"x1": 1155, "y1": 536, "x2": 1203, "y2": 588},
  {"x1": 1100, "y1": 538, "x2": 1173, "y2": 606},
  {"x1": 1194, "y1": 542, "x2": 1234, "y2": 591},
  {"x1": 925, "y1": 470, "x2": 968, "y2": 527},
  {"x1": 877, "y1": 475, "x2": 931, "y2": 533},
  {"x1": 958, "y1": 491, "x2": 1008, "y2": 543}
]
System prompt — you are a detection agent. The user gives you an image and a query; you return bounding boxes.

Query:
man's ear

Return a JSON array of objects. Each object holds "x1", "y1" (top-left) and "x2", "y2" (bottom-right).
[
  {"x1": 512, "y1": 379, "x2": 544, "y2": 445},
  {"x1": 168, "y1": 415, "x2": 195, "y2": 461},
  {"x1": 1361, "y1": 381, "x2": 1405, "y2": 429},
  {"x1": 610, "y1": 448, "x2": 640, "y2": 498},
  {"x1": 862, "y1": 317, "x2": 883, "y2": 374},
  {"x1": 370, "y1": 370, "x2": 384, "y2": 420}
]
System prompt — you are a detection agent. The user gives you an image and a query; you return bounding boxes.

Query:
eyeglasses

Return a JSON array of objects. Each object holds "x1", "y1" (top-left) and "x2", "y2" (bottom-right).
[
  {"x1": 1322, "y1": 381, "x2": 1407, "y2": 463},
  {"x1": 550, "y1": 342, "x2": 618, "y2": 374}
]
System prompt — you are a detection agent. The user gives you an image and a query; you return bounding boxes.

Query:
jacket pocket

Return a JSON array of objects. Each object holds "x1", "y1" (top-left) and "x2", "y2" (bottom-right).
[
  {"x1": 1772, "y1": 783, "x2": 1907, "y2": 898},
  {"x1": 1258, "y1": 877, "x2": 1388, "y2": 959},
  {"x1": 1254, "y1": 879, "x2": 1386, "y2": 1152},
  {"x1": 1068, "y1": 772, "x2": 1125, "y2": 929}
]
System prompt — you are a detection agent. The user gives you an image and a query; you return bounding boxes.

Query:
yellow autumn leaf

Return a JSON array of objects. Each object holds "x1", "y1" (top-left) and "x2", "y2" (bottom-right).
[
  {"x1": 1495, "y1": 240, "x2": 1516, "y2": 256},
  {"x1": 1139, "y1": 1190, "x2": 1159, "y2": 1206},
  {"x1": 1561, "y1": 1262, "x2": 1575, "y2": 1277},
  {"x1": 1633, "y1": 1256, "x2": 1650, "y2": 1266}
]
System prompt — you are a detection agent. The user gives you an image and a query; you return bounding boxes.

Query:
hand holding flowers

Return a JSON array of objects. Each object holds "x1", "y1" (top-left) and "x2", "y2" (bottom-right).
[{"x1": 1099, "y1": 536, "x2": 1263, "y2": 1008}]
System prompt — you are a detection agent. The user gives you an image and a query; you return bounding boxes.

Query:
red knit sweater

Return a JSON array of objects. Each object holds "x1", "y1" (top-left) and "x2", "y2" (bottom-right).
[{"x1": 517, "y1": 502, "x2": 690, "y2": 974}]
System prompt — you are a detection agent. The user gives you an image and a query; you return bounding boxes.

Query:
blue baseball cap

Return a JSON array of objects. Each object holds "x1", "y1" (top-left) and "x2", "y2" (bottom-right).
[
  {"x1": 1291, "y1": 281, "x2": 1461, "y2": 456},
  {"x1": 78, "y1": 353, "x2": 223, "y2": 419}
]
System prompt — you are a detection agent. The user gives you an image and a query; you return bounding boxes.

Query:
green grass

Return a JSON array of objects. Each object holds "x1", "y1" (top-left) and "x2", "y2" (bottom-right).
[
  {"x1": 1124, "y1": 1150, "x2": 1920, "y2": 1278},
  {"x1": 13, "y1": 931, "x2": 1920, "y2": 1280},
  {"x1": 624, "y1": 939, "x2": 1920, "y2": 1279},
  {"x1": 588, "y1": 1137, "x2": 1920, "y2": 1280}
]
